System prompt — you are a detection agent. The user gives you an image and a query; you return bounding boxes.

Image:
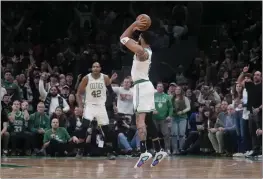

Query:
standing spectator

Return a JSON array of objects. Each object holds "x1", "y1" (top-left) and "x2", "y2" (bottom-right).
[
  {"x1": 232, "y1": 83, "x2": 246, "y2": 156},
  {"x1": 39, "y1": 72, "x2": 70, "y2": 116},
  {"x1": 2, "y1": 70, "x2": 21, "y2": 101},
  {"x1": 112, "y1": 76, "x2": 134, "y2": 117},
  {"x1": 171, "y1": 86, "x2": 191, "y2": 154},
  {"x1": 167, "y1": 82, "x2": 176, "y2": 97},
  {"x1": 29, "y1": 102, "x2": 50, "y2": 154},
  {"x1": 237, "y1": 67, "x2": 262, "y2": 157},
  {"x1": 153, "y1": 82, "x2": 173, "y2": 154}
]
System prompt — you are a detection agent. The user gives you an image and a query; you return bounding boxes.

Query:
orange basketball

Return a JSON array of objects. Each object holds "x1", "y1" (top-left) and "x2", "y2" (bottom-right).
[{"x1": 136, "y1": 14, "x2": 151, "y2": 31}]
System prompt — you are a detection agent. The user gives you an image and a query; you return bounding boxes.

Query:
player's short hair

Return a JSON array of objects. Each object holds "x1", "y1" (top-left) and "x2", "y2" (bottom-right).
[{"x1": 141, "y1": 31, "x2": 155, "y2": 46}]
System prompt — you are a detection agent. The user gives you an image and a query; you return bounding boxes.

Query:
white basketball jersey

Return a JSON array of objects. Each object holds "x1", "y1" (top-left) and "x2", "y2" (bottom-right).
[
  {"x1": 131, "y1": 48, "x2": 152, "y2": 82},
  {"x1": 85, "y1": 73, "x2": 107, "y2": 105}
]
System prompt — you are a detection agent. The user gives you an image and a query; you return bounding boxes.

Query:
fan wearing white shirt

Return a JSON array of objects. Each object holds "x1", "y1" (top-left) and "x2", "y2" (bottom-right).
[
  {"x1": 112, "y1": 76, "x2": 134, "y2": 117},
  {"x1": 39, "y1": 73, "x2": 70, "y2": 116}
]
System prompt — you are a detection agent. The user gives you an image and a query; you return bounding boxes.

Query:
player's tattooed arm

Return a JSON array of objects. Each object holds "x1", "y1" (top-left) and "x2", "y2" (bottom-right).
[
  {"x1": 76, "y1": 76, "x2": 88, "y2": 108},
  {"x1": 120, "y1": 19, "x2": 148, "y2": 61}
]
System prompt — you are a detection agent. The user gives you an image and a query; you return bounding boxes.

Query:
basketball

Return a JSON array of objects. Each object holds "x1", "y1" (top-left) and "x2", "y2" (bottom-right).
[{"x1": 136, "y1": 14, "x2": 151, "y2": 31}]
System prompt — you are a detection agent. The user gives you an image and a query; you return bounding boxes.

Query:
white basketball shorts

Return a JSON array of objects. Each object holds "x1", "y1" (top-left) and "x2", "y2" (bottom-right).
[
  {"x1": 133, "y1": 80, "x2": 155, "y2": 113},
  {"x1": 83, "y1": 104, "x2": 109, "y2": 126}
]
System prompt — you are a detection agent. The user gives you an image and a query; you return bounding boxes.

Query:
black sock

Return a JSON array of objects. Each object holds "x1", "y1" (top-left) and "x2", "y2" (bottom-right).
[
  {"x1": 153, "y1": 139, "x2": 161, "y2": 152},
  {"x1": 140, "y1": 140, "x2": 147, "y2": 153}
]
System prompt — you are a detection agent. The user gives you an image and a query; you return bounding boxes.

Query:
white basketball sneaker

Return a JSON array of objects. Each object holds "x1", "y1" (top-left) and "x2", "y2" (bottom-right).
[
  {"x1": 150, "y1": 150, "x2": 168, "y2": 167},
  {"x1": 134, "y1": 151, "x2": 152, "y2": 168}
]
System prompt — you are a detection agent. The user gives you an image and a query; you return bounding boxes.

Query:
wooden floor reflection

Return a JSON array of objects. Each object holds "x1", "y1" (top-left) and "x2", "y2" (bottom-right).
[{"x1": 1, "y1": 156, "x2": 261, "y2": 178}]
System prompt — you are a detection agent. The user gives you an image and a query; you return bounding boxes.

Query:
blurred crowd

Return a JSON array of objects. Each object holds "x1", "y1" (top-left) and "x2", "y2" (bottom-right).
[{"x1": 1, "y1": 2, "x2": 262, "y2": 159}]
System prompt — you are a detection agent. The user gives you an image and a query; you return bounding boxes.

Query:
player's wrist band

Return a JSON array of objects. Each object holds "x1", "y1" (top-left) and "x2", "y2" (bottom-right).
[{"x1": 120, "y1": 37, "x2": 130, "y2": 45}]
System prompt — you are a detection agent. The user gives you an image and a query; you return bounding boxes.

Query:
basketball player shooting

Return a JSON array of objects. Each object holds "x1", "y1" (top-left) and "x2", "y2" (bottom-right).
[{"x1": 120, "y1": 15, "x2": 167, "y2": 168}]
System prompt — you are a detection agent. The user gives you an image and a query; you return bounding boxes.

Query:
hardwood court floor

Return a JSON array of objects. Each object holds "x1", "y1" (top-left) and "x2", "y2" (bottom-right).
[{"x1": 1, "y1": 156, "x2": 262, "y2": 178}]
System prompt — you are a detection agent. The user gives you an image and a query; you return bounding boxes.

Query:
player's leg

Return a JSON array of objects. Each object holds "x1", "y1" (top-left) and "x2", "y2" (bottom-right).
[
  {"x1": 97, "y1": 106, "x2": 117, "y2": 160},
  {"x1": 145, "y1": 112, "x2": 167, "y2": 167},
  {"x1": 144, "y1": 81, "x2": 167, "y2": 167},
  {"x1": 134, "y1": 112, "x2": 153, "y2": 168},
  {"x1": 81, "y1": 105, "x2": 94, "y2": 157},
  {"x1": 133, "y1": 82, "x2": 153, "y2": 168}
]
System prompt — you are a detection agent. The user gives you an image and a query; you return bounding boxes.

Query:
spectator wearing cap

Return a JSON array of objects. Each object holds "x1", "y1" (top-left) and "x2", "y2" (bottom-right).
[
  {"x1": 167, "y1": 82, "x2": 176, "y2": 97},
  {"x1": 2, "y1": 70, "x2": 21, "y2": 102},
  {"x1": 61, "y1": 85, "x2": 70, "y2": 100},
  {"x1": 39, "y1": 73, "x2": 70, "y2": 116}
]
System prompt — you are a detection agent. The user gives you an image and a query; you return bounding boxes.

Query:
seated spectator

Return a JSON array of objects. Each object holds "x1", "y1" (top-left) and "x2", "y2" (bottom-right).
[
  {"x1": 180, "y1": 104, "x2": 205, "y2": 154},
  {"x1": 2, "y1": 94, "x2": 12, "y2": 114},
  {"x1": 209, "y1": 104, "x2": 237, "y2": 156},
  {"x1": 67, "y1": 107, "x2": 88, "y2": 158},
  {"x1": 221, "y1": 104, "x2": 238, "y2": 155},
  {"x1": 29, "y1": 102, "x2": 50, "y2": 154},
  {"x1": 115, "y1": 115, "x2": 140, "y2": 155},
  {"x1": 198, "y1": 85, "x2": 221, "y2": 105},
  {"x1": 68, "y1": 93, "x2": 78, "y2": 115},
  {"x1": 86, "y1": 119, "x2": 113, "y2": 157},
  {"x1": 39, "y1": 118, "x2": 74, "y2": 157},
  {"x1": 8, "y1": 100, "x2": 32, "y2": 156},
  {"x1": 1, "y1": 106, "x2": 9, "y2": 156},
  {"x1": 50, "y1": 107, "x2": 69, "y2": 128}
]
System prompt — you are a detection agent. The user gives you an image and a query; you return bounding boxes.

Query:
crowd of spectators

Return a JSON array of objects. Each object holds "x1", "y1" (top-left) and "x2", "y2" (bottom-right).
[{"x1": 1, "y1": 2, "x2": 262, "y2": 159}]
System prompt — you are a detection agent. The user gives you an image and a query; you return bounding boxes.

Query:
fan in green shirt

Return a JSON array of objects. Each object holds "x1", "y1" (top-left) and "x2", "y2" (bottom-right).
[
  {"x1": 43, "y1": 119, "x2": 71, "y2": 144},
  {"x1": 29, "y1": 102, "x2": 50, "y2": 133},
  {"x1": 153, "y1": 83, "x2": 173, "y2": 120}
]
